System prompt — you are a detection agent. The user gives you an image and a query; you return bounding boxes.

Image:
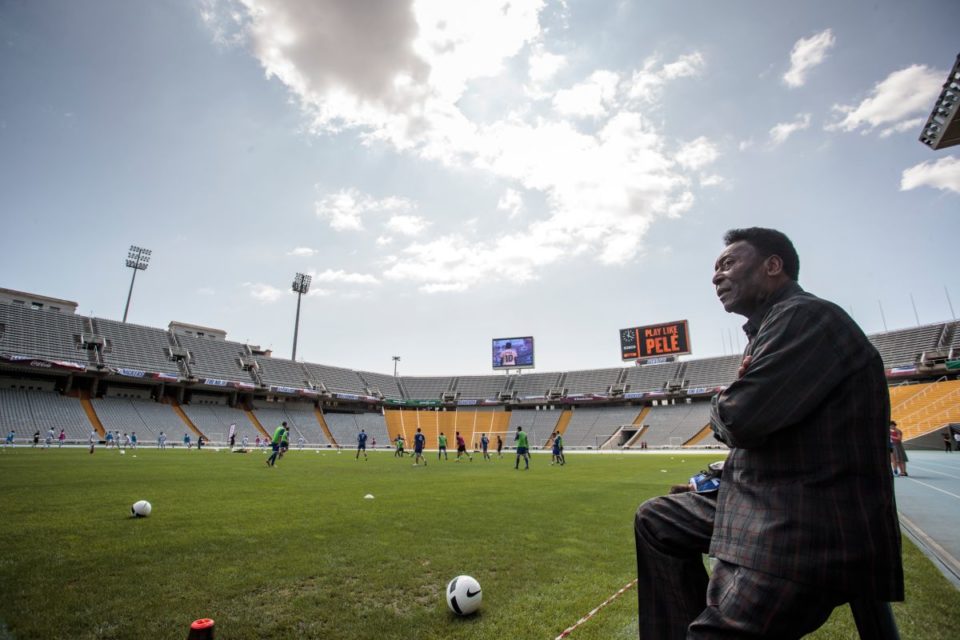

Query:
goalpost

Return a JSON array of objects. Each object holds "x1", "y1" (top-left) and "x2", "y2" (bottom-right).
[{"x1": 668, "y1": 436, "x2": 683, "y2": 449}]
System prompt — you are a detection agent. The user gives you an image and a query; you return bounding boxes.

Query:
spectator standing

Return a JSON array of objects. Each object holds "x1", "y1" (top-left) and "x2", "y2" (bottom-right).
[{"x1": 890, "y1": 421, "x2": 908, "y2": 476}]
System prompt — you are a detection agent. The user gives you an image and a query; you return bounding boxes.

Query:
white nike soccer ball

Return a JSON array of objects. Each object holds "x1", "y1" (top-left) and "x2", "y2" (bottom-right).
[
  {"x1": 131, "y1": 500, "x2": 152, "y2": 517},
  {"x1": 446, "y1": 575, "x2": 482, "y2": 616}
]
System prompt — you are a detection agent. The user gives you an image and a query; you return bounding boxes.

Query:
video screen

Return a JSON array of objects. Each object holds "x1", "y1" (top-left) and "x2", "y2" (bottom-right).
[
  {"x1": 620, "y1": 320, "x2": 691, "y2": 360},
  {"x1": 492, "y1": 336, "x2": 535, "y2": 370}
]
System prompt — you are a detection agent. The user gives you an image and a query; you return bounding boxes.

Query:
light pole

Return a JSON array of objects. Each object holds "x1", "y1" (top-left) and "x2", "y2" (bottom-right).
[
  {"x1": 392, "y1": 355, "x2": 401, "y2": 377},
  {"x1": 122, "y1": 245, "x2": 151, "y2": 323},
  {"x1": 291, "y1": 273, "x2": 312, "y2": 361}
]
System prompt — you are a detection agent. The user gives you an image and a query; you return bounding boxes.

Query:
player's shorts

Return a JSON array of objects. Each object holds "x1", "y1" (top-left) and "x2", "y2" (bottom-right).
[
  {"x1": 358, "y1": 443, "x2": 366, "y2": 450},
  {"x1": 552, "y1": 447, "x2": 561, "y2": 455},
  {"x1": 439, "y1": 446, "x2": 446, "y2": 451},
  {"x1": 516, "y1": 446, "x2": 529, "y2": 455},
  {"x1": 272, "y1": 443, "x2": 280, "y2": 452},
  {"x1": 415, "y1": 446, "x2": 424, "y2": 454},
  {"x1": 457, "y1": 445, "x2": 467, "y2": 453}
]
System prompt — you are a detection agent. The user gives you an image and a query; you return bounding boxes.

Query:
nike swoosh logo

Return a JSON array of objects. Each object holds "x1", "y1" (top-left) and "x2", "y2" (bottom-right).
[{"x1": 466, "y1": 588, "x2": 481, "y2": 597}]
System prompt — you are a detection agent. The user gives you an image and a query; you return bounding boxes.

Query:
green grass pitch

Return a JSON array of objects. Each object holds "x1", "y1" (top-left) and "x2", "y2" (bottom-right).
[{"x1": 0, "y1": 446, "x2": 957, "y2": 639}]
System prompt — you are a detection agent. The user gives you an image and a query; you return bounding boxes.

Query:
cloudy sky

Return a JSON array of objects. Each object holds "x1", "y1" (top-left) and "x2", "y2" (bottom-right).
[{"x1": 1, "y1": 0, "x2": 958, "y2": 376}]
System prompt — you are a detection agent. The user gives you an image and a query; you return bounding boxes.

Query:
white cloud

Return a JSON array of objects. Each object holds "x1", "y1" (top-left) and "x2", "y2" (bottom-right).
[
  {"x1": 675, "y1": 137, "x2": 719, "y2": 170},
  {"x1": 626, "y1": 52, "x2": 704, "y2": 103},
  {"x1": 497, "y1": 188, "x2": 524, "y2": 218},
  {"x1": 827, "y1": 64, "x2": 944, "y2": 135},
  {"x1": 375, "y1": 235, "x2": 394, "y2": 246},
  {"x1": 553, "y1": 70, "x2": 620, "y2": 118},
  {"x1": 900, "y1": 156, "x2": 960, "y2": 194},
  {"x1": 879, "y1": 117, "x2": 925, "y2": 138},
  {"x1": 700, "y1": 174, "x2": 724, "y2": 188},
  {"x1": 783, "y1": 29, "x2": 835, "y2": 88},
  {"x1": 287, "y1": 246, "x2": 316, "y2": 256},
  {"x1": 769, "y1": 113, "x2": 811, "y2": 146},
  {"x1": 386, "y1": 214, "x2": 429, "y2": 236},
  {"x1": 244, "y1": 282, "x2": 285, "y2": 303},
  {"x1": 311, "y1": 268, "x2": 381, "y2": 285},
  {"x1": 528, "y1": 46, "x2": 566, "y2": 86},
  {"x1": 210, "y1": 1, "x2": 708, "y2": 291},
  {"x1": 738, "y1": 139, "x2": 754, "y2": 152},
  {"x1": 315, "y1": 188, "x2": 417, "y2": 231}
]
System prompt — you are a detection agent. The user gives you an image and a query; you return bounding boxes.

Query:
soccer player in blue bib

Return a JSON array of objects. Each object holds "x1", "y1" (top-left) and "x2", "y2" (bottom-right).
[
  {"x1": 413, "y1": 428, "x2": 427, "y2": 466},
  {"x1": 356, "y1": 429, "x2": 368, "y2": 460}
]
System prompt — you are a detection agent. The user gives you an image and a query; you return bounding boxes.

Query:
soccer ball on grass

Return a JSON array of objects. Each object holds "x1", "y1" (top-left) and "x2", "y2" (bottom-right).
[
  {"x1": 446, "y1": 575, "x2": 482, "y2": 616},
  {"x1": 131, "y1": 500, "x2": 152, "y2": 517}
]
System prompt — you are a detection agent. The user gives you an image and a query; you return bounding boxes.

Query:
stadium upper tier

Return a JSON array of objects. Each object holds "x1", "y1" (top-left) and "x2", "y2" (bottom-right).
[{"x1": 0, "y1": 301, "x2": 957, "y2": 400}]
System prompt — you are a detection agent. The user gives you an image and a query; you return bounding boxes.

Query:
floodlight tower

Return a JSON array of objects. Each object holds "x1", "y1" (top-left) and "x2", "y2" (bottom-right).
[
  {"x1": 393, "y1": 355, "x2": 401, "y2": 377},
  {"x1": 291, "y1": 272, "x2": 312, "y2": 361},
  {"x1": 122, "y1": 245, "x2": 151, "y2": 323}
]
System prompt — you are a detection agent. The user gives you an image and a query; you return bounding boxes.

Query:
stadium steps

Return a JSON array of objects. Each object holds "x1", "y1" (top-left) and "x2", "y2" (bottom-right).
[
  {"x1": 684, "y1": 423, "x2": 714, "y2": 446},
  {"x1": 543, "y1": 409, "x2": 574, "y2": 449},
  {"x1": 314, "y1": 408, "x2": 336, "y2": 446},
  {"x1": 549, "y1": 410, "x2": 572, "y2": 448},
  {"x1": 633, "y1": 406, "x2": 651, "y2": 426},
  {"x1": 78, "y1": 391, "x2": 105, "y2": 437},
  {"x1": 170, "y1": 402, "x2": 206, "y2": 440},
  {"x1": 623, "y1": 424, "x2": 649, "y2": 448},
  {"x1": 244, "y1": 409, "x2": 270, "y2": 439}
]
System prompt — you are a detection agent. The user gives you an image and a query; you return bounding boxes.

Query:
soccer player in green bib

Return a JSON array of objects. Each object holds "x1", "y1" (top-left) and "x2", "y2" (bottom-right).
[
  {"x1": 514, "y1": 426, "x2": 530, "y2": 470},
  {"x1": 266, "y1": 422, "x2": 287, "y2": 467},
  {"x1": 438, "y1": 432, "x2": 448, "y2": 460}
]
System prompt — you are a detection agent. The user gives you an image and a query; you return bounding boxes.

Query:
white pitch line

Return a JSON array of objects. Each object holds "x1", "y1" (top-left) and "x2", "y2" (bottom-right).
[
  {"x1": 906, "y1": 464, "x2": 960, "y2": 480},
  {"x1": 907, "y1": 477, "x2": 960, "y2": 501},
  {"x1": 554, "y1": 579, "x2": 638, "y2": 640}
]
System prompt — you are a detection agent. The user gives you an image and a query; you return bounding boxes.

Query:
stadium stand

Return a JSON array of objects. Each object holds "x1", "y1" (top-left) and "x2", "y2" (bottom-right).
[
  {"x1": 180, "y1": 403, "x2": 254, "y2": 444},
  {"x1": 682, "y1": 355, "x2": 741, "y2": 388},
  {"x1": 507, "y1": 408, "x2": 563, "y2": 447},
  {"x1": 400, "y1": 376, "x2": 453, "y2": 400},
  {"x1": 561, "y1": 405, "x2": 644, "y2": 448},
  {"x1": 255, "y1": 356, "x2": 312, "y2": 389},
  {"x1": 0, "y1": 302, "x2": 88, "y2": 363},
  {"x1": 176, "y1": 334, "x2": 252, "y2": 383},
  {"x1": 356, "y1": 370, "x2": 403, "y2": 399},
  {"x1": 254, "y1": 404, "x2": 329, "y2": 445},
  {"x1": 510, "y1": 371, "x2": 562, "y2": 398},
  {"x1": 454, "y1": 375, "x2": 508, "y2": 400},
  {"x1": 94, "y1": 317, "x2": 181, "y2": 375},
  {"x1": 891, "y1": 379, "x2": 960, "y2": 440},
  {"x1": 91, "y1": 397, "x2": 183, "y2": 441},
  {"x1": 323, "y1": 411, "x2": 388, "y2": 448},
  {"x1": 622, "y1": 361, "x2": 681, "y2": 392},
  {"x1": 562, "y1": 367, "x2": 623, "y2": 394},
  {"x1": 302, "y1": 363, "x2": 367, "y2": 395},
  {"x1": 0, "y1": 389, "x2": 91, "y2": 441},
  {"x1": 867, "y1": 322, "x2": 948, "y2": 368},
  {"x1": 637, "y1": 402, "x2": 716, "y2": 448}
]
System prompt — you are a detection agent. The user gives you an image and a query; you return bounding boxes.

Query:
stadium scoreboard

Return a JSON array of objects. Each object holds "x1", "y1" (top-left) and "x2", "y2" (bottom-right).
[
  {"x1": 620, "y1": 320, "x2": 690, "y2": 360},
  {"x1": 492, "y1": 336, "x2": 534, "y2": 370}
]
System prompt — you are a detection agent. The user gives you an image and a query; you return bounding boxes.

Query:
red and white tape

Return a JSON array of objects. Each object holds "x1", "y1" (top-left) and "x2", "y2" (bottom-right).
[{"x1": 554, "y1": 578, "x2": 638, "y2": 639}]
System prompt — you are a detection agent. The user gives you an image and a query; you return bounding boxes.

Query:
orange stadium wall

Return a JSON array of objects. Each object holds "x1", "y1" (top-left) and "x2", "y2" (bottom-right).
[{"x1": 384, "y1": 409, "x2": 511, "y2": 449}]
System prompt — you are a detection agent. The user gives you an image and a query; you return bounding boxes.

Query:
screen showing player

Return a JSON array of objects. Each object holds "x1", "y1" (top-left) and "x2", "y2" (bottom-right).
[{"x1": 492, "y1": 337, "x2": 534, "y2": 370}]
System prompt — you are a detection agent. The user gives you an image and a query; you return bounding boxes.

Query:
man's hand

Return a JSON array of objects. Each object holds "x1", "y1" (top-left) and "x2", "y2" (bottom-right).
[{"x1": 737, "y1": 355, "x2": 753, "y2": 379}]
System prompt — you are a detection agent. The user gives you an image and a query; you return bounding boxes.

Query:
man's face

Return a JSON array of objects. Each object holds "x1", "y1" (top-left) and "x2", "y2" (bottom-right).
[{"x1": 712, "y1": 240, "x2": 770, "y2": 317}]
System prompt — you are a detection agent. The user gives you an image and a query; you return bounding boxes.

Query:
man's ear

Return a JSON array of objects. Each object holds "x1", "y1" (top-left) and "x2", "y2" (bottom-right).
[{"x1": 764, "y1": 254, "x2": 784, "y2": 277}]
